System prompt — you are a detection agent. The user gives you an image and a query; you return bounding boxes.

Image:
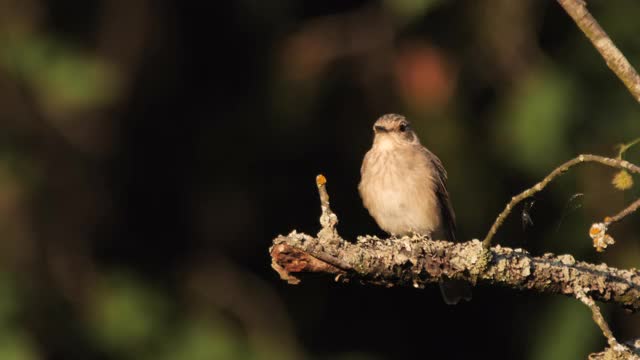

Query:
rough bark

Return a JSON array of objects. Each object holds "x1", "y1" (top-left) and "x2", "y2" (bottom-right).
[{"x1": 270, "y1": 232, "x2": 640, "y2": 312}]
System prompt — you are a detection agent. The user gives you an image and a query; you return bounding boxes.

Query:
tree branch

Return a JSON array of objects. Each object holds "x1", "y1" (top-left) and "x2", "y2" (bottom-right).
[
  {"x1": 579, "y1": 287, "x2": 640, "y2": 359},
  {"x1": 269, "y1": 4, "x2": 640, "y2": 359},
  {"x1": 574, "y1": 287, "x2": 627, "y2": 354},
  {"x1": 589, "y1": 346, "x2": 640, "y2": 360},
  {"x1": 270, "y1": 171, "x2": 640, "y2": 312},
  {"x1": 482, "y1": 154, "x2": 640, "y2": 248},
  {"x1": 269, "y1": 164, "x2": 640, "y2": 358},
  {"x1": 607, "y1": 198, "x2": 640, "y2": 226},
  {"x1": 557, "y1": 0, "x2": 640, "y2": 102},
  {"x1": 270, "y1": 232, "x2": 640, "y2": 312}
]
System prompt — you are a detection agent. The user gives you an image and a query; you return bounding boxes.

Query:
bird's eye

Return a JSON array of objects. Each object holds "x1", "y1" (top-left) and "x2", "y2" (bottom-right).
[{"x1": 399, "y1": 123, "x2": 407, "y2": 132}]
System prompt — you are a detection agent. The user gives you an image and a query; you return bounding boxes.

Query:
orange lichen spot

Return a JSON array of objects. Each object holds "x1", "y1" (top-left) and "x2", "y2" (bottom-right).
[
  {"x1": 590, "y1": 222, "x2": 614, "y2": 252},
  {"x1": 604, "y1": 216, "x2": 613, "y2": 224},
  {"x1": 589, "y1": 223, "x2": 604, "y2": 237},
  {"x1": 316, "y1": 174, "x2": 327, "y2": 186}
]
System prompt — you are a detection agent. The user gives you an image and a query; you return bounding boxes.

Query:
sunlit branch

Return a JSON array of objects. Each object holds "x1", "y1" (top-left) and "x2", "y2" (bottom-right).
[
  {"x1": 482, "y1": 154, "x2": 640, "y2": 248},
  {"x1": 557, "y1": 0, "x2": 640, "y2": 102},
  {"x1": 269, "y1": 176, "x2": 640, "y2": 313}
]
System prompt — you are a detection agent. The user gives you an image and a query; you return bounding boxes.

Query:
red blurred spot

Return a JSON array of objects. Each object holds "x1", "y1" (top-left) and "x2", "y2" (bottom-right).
[{"x1": 394, "y1": 43, "x2": 457, "y2": 109}]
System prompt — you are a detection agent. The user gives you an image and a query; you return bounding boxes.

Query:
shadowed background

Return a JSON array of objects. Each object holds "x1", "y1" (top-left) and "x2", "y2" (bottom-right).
[{"x1": 1, "y1": 0, "x2": 640, "y2": 359}]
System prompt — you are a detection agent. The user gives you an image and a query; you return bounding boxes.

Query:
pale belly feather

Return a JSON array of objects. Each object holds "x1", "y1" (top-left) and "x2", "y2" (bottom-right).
[{"x1": 359, "y1": 149, "x2": 441, "y2": 236}]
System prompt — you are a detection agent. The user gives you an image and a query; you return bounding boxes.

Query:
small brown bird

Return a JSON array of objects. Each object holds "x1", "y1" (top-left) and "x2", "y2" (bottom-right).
[{"x1": 359, "y1": 113, "x2": 471, "y2": 304}]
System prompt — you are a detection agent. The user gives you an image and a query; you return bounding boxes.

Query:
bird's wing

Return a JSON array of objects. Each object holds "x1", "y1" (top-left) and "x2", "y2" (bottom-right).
[
  {"x1": 424, "y1": 148, "x2": 471, "y2": 304},
  {"x1": 425, "y1": 148, "x2": 457, "y2": 242}
]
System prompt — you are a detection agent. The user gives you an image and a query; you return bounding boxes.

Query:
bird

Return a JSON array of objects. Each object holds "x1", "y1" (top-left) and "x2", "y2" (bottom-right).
[{"x1": 358, "y1": 113, "x2": 471, "y2": 304}]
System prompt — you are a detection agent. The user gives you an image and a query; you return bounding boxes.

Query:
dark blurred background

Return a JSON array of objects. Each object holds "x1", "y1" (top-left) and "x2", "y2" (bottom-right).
[{"x1": 1, "y1": 0, "x2": 640, "y2": 359}]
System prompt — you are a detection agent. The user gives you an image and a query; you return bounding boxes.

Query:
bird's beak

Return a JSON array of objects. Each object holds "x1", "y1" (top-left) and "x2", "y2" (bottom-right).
[{"x1": 374, "y1": 125, "x2": 387, "y2": 133}]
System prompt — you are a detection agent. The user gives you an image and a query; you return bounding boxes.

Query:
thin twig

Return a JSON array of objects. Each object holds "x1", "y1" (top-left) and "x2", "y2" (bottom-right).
[
  {"x1": 606, "y1": 198, "x2": 640, "y2": 225},
  {"x1": 316, "y1": 174, "x2": 339, "y2": 240},
  {"x1": 617, "y1": 138, "x2": 640, "y2": 159},
  {"x1": 574, "y1": 287, "x2": 633, "y2": 356},
  {"x1": 482, "y1": 154, "x2": 640, "y2": 248},
  {"x1": 557, "y1": 0, "x2": 640, "y2": 102}
]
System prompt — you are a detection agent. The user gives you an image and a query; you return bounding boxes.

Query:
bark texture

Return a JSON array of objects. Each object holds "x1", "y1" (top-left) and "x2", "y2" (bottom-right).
[{"x1": 270, "y1": 232, "x2": 640, "y2": 312}]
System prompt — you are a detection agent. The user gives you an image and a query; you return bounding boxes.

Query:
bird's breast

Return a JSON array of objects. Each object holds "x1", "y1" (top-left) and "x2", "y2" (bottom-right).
[{"x1": 359, "y1": 148, "x2": 441, "y2": 236}]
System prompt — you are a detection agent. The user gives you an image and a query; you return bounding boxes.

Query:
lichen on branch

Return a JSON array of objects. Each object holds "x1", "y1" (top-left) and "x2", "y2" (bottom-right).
[
  {"x1": 269, "y1": 153, "x2": 640, "y2": 359},
  {"x1": 270, "y1": 231, "x2": 640, "y2": 312}
]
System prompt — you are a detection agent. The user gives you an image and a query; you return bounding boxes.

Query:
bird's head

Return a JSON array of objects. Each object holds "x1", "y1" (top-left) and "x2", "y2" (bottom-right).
[{"x1": 372, "y1": 114, "x2": 419, "y2": 149}]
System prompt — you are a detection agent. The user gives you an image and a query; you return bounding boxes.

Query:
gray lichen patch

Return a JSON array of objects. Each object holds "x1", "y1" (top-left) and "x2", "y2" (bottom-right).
[
  {"x1": 270, "y1": 231, "x2": 640, "y2": 312},
  {"x1": 557, "y1": 254, "x2": 576, "y2": 266}
]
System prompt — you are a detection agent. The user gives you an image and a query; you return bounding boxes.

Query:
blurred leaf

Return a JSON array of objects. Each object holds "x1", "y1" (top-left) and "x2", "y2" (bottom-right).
[
  {"x1": 384, "y1": 0, "x2": 442, "y2": 23},
  {"x1": 599, "y1": 3, "x2": 640, "y2": 48},
  {"x1": 0, "y1": 35, "x2": 120, "y2": 113},
  {"x1": 0, "y1": 273, "x2": 19, "y2": 329},
  {"x1": 494, "y1": 66, "x2": 575, "y2": 174},
  {"x1": 0, "y1": 150, "x2": 37, "y2": 189},
  {"x1": 0, "y1": 333, "x2": 39, "y2": 360},
  {"x1": 90, "y1": 274, "x2": 168, "y2": 354},
  {"x1": 530, "y1": 299, "x2": 601, "y2": 360},
  {"x1": 158, "y1": 319, "x2": 247, "y2": 360},
  {"x1": 0, "y1": 274, "x2": 39, "y2": 360}
]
